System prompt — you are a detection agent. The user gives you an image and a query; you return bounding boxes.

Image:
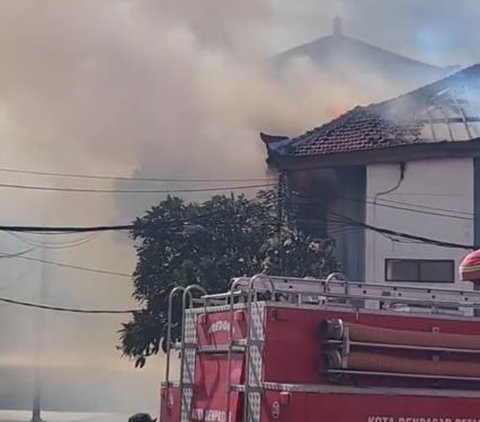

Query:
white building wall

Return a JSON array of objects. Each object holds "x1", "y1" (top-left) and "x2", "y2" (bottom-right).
[{"x1": 366, "y1": 158, "x2": 474, "y2": 289}]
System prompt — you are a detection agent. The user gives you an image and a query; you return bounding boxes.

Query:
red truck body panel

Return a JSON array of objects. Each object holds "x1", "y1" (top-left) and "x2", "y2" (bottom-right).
[{"x1": 160, "y1": 303, "x2": 480, "y2": 422}]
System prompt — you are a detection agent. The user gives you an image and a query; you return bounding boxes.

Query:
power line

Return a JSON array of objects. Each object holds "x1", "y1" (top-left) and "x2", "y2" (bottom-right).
[
  {"x1": 328, "y1": 211, "x2": 476, "y2": 250},
  {"x1": 6, "y1": 232, "x2": 99, "y2": 249},
  {"x1": 0, "y1": 164, "x2": 469, "y2": 218},
  {"x1": 0, "y1": 182, "x2": 275, "y2": 194},
  {"x1": 299, "y1": 194, "x2": 476, "y2": 222},
  {"x1": 0, "y1": 166, "x2": 276, "y2": 183},
  {"x1": 367, "y1": 196, "x2": 473, "y2": 217},
  {"x1": 0, "y1": 207, "x2": 233, "y2": 233},
  {"x1": 0, "y1": 187, "x2": 274, "y2": 234},
  {"x1": 2, "y1": 254, "x2": 132, "y2": 278},
  {"x1": 0, "y1": 209, "x2": 240, "y2": 275},
  {"x1": 269, "y1": 161, "x2": 478, "y2": 216},
  {"x1": 0, "y1": 296, "x2": 137, "y2": 314},
  {"x1": 365, "y1": 199, "x2": 472, "y2": 221},
  {"x1": 0, "y1": 248, "x2": 35, "y2": 258},
  {"x1": 0, "y1": 223, "x2": 133, "y2": 233},
  {"x1": 2, "y1": 183, "x2": 471, "y2": 250}
]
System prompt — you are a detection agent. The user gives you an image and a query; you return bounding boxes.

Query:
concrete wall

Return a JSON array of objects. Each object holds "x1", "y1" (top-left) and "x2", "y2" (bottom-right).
[{"x1": 365, "y1": 158, "x2": 474, "y2": 288}]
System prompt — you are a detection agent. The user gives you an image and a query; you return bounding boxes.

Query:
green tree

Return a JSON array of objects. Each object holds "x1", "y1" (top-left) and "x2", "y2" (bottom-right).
[{"x1": 119, "y1": 190, "x2": 338, "y2": 367}]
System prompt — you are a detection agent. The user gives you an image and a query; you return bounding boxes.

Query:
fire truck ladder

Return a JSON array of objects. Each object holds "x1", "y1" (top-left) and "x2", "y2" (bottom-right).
[
  {"x1": 164, "y1": 285, "x2": 207, "y2": 422},
  {"x1": 223, "y1": 274, "x2": 339, "y2": 422},
  {"x1": 223, "y1": 276, "x2": 276, "y2": 422},
  {"x1": 230, "y1": 274, "x2": 480, "y2": 314}
]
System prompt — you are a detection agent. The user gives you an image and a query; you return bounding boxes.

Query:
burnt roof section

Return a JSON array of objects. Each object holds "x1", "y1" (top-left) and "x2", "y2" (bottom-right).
[{"x1": 264, "y1": 63, "x2": 480, "y2": 161}]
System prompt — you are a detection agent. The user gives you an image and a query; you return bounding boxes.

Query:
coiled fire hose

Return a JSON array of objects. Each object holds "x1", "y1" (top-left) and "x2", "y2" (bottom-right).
[
  {"x1": 324, "y1": 350, "x2": 480, "y2": 378},
  {"x1": 321, "y1": 319, "x2": 480, "y2": 379},
  {"x1": 321, "y1": 319, "x2": 480, "y2": 350}
]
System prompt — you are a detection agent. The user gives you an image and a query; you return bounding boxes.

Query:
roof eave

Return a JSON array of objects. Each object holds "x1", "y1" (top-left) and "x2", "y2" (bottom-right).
[{"x1": 267, "y1": 138, "x2": 480, "y2": 171}]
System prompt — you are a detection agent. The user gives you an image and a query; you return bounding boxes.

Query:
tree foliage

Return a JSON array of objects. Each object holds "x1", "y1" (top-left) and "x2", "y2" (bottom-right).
[{"x1": 119, "y1": 190, "x2": 338, "y2": 367}]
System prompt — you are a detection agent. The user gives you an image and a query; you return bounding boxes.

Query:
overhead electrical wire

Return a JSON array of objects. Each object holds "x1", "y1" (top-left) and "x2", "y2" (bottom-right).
[
  {"x1": 0, "y1": 166, "x2": 276, "y2": 183},
  {"x1": 349, "y1": 197, "x2": 472, "y2": 221},
  {"x1": 367, "y1": 196, "x2": 474, "y2": 217},
  {"x1": 327, "y1": 210, "x2": 476, "y2": 250},
  {"x1": 327, "y1": 215, "x2": 425, "y2": 245},
  {"x1": 0, "y1": 248, "x2": 35, "y2": 258},
  {"x1": 6, "y1": 232, "x2": 99, "y2": 249},
  {"x1": 0, "y1": 163, "x2": 469, "y2": 218},
  {"x1": 0, "y1": 181, "x2": 473, "y2": 249},
  {"x1": 299, "y1": 194, "x2": 476, "y2": 222},
  {"x1": 0, "y1": 223, "x2": 134, "y2": 233},
  {"x1": 0, "y1": 207, "x2": 473, "y2": 251},
  {"x1": 1, "y1": 205, "x2": 472, "y2": 250},
  {"x1": 0, "y1": 296, "x2": 137, "y2": 314},
  {"x1": 0, "y1": 182, "x2": 276, "y2": 194},
  {"x1": 0, "y1": 253, "x2": 132, "y2": 278},
  {"x1": 0, "y1": 207, "x2": 232, "y2": 233},
  {"x1": 0, "y1": 165, "x2": 471, "y2": 216}
]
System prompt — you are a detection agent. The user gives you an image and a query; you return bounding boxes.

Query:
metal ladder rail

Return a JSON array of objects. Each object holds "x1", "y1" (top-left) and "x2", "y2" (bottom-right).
[
  {"x1": 179, "y1": 285, "x2": 207, "y2": 422},
  {"x1": 165, "y1": 286, "x2": 186, "y2": 389},
  {"x1": 231, "y1": 275, "x2": 480, "y2": 311},
  {"x1": 243, "y1": 275, "x2": 275, "y2": 422},
  {"x1": 325, "y1": 272, "x2": 349, "y2": 302},
  {"x1": 225, "y1": 278, "x2": 247, "y2": 422},
  {"x1": 232, "y1": 273, "x2": 476, "y2": 296},
  {"x1": 226, "y1": 275, "x2": 276, "y2": 422},
  {"x1": 224, "y1": 271, "x2": 339, "y2": 419}
]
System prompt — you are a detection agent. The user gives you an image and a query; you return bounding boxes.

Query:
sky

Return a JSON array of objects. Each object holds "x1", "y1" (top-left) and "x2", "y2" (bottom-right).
[{"x1": 0, "y1": 0, "x2": 479, "y2": 415}]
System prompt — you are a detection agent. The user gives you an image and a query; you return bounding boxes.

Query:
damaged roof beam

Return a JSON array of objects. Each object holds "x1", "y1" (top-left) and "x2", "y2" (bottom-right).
[
  {"x1": 431, "y1": 99, "x2": 455, "y2": 141},
  {"x1": 416, "y1": 117, "x2": 480, "y2": 124},
  {"x1": 450, "y1": 87, "x2": 474, "y2": 139}
]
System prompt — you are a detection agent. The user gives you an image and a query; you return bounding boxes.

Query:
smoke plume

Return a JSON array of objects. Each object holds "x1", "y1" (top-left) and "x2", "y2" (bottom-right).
[{"x1": 0, "y1": 0, "x2": 471, "y2": 415}]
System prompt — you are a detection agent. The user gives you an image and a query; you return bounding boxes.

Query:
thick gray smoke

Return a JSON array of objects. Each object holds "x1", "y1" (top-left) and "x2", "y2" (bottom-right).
[
  {"x1": 0, "y1": 0, "x2": 474, "y2": 416},
  {"x1": 272, "y1": 0, "x2": 480, "y2": 66}
]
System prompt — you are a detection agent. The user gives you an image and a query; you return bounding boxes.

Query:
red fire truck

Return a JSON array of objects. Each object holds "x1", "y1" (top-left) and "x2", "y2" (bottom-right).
[{"x1": 159, "y1": 273, "x2": 480, "y2": 422}]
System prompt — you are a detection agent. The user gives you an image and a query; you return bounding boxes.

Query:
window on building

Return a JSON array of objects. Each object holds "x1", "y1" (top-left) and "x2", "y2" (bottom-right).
[
  {"x1": 385, "y1": 259, "x2": 455, "y2": 283},
  {"x1": 296, "y1": 203, "x2": 327, "y2": 239}
]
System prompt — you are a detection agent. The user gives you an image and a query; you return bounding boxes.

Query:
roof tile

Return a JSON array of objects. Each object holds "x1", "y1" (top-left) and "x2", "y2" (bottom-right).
[{"x1": 264, "y1": 64, "x2": 480, "y2": 158}]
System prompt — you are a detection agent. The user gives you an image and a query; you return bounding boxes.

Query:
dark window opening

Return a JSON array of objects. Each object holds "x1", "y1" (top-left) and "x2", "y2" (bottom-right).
[
  {"x1": 385, "y1": 259, "x2": 455, "y2": 283},
  {"x1": 296, "y1": 202, "x2": 327, "y2": 239}
]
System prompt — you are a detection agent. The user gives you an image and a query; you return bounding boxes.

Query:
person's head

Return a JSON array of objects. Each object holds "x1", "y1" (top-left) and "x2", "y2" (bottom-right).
[{"x1": 128, "y1": 413, "x2": 157, "y2": 422}]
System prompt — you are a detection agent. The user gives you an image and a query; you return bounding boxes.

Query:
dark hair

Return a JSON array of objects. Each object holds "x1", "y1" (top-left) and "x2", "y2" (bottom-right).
[{"x1": 128, "y1": 413, "x2": 156, "y2": 422}]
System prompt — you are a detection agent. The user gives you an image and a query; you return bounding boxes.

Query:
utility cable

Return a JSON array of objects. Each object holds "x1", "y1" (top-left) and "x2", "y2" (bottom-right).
[
  {"x1": 0, "y1": 166, "x2": 276, "y2": 183},
  {"x1": 366, "y1": 196, "x2": 473, "y2": 216},
  {"x1": 327, "y1": 211, "x2": 476, "y2": 250},
  {"x1": 0, "y1": 223, "x2": 133, "y2": 233},
  {"x1": 299, "y1": 194, "x2": 476, "y2": 222},
  {"x1": 0, "y1": 207, "x2": 232, "y2": 233},
  {"x1": 1, "y1": 254, "x2": 132, "y2": 278},
  {"x1": 0, "y1": 182, "x2": 275, "y2": 194},
  {"x1": 0, "y1": 248, "x2": 35, "y2": 258},
  {"x1": 0, "y1": 296, "x2": 137, "y2": 314},
  {"x1": 6, "y1": 232, "x2": 99, "y2": 249}
]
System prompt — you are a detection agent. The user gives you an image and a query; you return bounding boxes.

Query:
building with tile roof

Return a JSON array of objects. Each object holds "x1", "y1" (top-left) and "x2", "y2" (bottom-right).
[
  {"x1": 265, "y1": 63, "x2": 480, "y2": 166},
  {"x1": 273, "y1": 17, "x2": 455, "y2": 98},
  {"x1": 262, "y1": 64, "x2": 480, "y2": 292}
]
